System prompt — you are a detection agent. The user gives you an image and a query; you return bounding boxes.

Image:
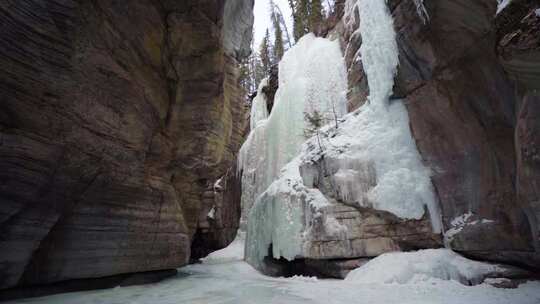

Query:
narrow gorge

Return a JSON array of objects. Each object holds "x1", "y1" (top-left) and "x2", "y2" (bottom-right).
[{"x1": 0, "y1": 0, "x2": 539, "y2": 303}]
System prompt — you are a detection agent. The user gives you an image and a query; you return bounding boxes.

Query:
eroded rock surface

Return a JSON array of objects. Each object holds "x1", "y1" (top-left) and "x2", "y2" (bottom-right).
[
  {"x1": 333, "y1": 0, "x2": 540, "y2": 269},
  {"x1": 0, "y1": 0, "x2": 252, "y2": 291}
]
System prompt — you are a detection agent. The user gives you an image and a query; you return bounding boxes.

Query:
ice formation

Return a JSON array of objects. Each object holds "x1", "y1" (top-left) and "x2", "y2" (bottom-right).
[
  {"x1": 249, "y1": 78, "x2": 269, "y2": 131},
  {"x1": 345, "y1": 249, "x2": 505, "y2": 285},
  {"x1": 242, "y1": 33, "x2": 347, "y2": 267},
  {"x1": 238, "y1": 33, "x2": 347, "y2": 229},
  {"x1": 244, "y1": 0, "x2": 442, "y2": 270},
  {"x1": 16, "y1": 258, "x2": 540, "y2": 304},
  {"x1": 325, "y1": 0, "x2": 440, "y2": 226}
]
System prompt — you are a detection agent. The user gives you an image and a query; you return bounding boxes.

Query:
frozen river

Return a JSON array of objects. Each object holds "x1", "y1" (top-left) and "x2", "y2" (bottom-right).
[{"x1": 8, "y1": 259, "x2": 540, "y2": 304}]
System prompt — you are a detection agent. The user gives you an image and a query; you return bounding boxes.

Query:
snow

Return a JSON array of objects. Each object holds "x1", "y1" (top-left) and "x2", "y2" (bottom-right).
[
  {"x1": 313, "y1": 0, "x2": 441, "y2": 230},
  {"x1": 345, "y1": 249, "x2": 505, "y2": 285},
  {"x1": 485, "y1": 277, "x2": 512, "y2": 285},
  {"x1": 10, "y1": 259, "x2": 540, "y2": 304},
  {"x1": 200, "y1": 232, "x2": 245, "y2": 264},
  {"x1": 207, "y1": 207, "x2": 216, "y2": 219},
  {"x1": 444, "y1": 212, "x2": 496, "y2": 245},
  {"x1": 350, "y1": 0, "x2": 440, "y2": 228},
  {"x1": 298, "y1": 100, "x2": 441, "y2": 227},
  {"x1": 496, "y1": 0, "x2": 512, "y2": 15},
  {"x1": 324, "y1": 216, "x2": 348, "y2": 237},
  {"x1": 213, "y1": 177, "x2": 223, "y2": 191},
  {"x1": 450, "y1": 212, "x2": 474, "y2": 227}
]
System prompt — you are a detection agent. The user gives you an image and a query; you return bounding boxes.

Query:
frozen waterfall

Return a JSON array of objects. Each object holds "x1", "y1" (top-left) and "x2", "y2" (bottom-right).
[
  {"x1": 242, "y1": 0, "x2": 442, "y2": 272},
  {"x1": 238, "y1": 34, "x2": 348, "y2": 229}
]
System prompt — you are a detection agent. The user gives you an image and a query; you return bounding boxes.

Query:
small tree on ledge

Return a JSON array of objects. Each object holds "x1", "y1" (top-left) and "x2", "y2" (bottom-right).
[{"x1": 304, "y1": 109, "x2": 325, "y2": 152}]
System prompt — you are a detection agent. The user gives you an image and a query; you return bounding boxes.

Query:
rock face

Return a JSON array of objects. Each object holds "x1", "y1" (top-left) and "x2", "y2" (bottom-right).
[
  {"x1": 0, "y1": 0, "x2": 252, "y2": 291},
  {"x1": 245, "y1": 0, "x2": 539, "y2": 278},
  {"x1": 331, "y1": 0, "x2": 540, "y2": 269}
]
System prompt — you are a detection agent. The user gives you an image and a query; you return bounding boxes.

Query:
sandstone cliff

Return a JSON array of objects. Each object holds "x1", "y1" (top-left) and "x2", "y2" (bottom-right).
[
  {"x1": 0, "y1": 0, "x2": 252, "y2": 291},
  {"x1": 329, "y1": 0, "x2": 540, "y2": 270}
]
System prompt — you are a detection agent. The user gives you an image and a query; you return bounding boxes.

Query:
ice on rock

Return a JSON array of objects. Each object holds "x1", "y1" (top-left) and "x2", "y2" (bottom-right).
[
  {"x1": 301, "y1": 100, "x2": 440, "y2": 227},
  {"x1": 323, "y1": 0, "x2": 441, "y2": 229},
  {"x1": 244, "y1": 0, "x2": 443, "y2": 270},
  {"x1": 345, "y1": 249, "x2": 506, "y2": 286},
  {"x1": 239, "y1": 33, "x2": 347, "y2": 230},
  {"x1": 348, "y1": 0, "x2": 438, "y2": 229},
  {"x1": 261, "y1": 33, "x2": 348, "y2": 186},
  {"x1": 496, "y1": 0, "x2": 512, "y2": 15},
  {"x1": 249, "y1": 78, "x2": 269, "y2": 131},
  {"x1": 243, "y1": 34, "x2": 348, "y2": 267},
  {"x1": 444, "y1": 212, "x2": 496, "y2": 246}
]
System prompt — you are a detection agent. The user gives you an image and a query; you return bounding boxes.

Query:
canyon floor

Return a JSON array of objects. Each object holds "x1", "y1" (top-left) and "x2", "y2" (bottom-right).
[{"x1": 7, "y1": 251, "x2": 540, "y2": 304}]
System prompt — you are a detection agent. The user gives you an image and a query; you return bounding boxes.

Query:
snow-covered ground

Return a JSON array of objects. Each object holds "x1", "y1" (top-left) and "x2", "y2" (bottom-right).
[{"x1": 9, "y1": 253, "x2": 540, "y2": 304}]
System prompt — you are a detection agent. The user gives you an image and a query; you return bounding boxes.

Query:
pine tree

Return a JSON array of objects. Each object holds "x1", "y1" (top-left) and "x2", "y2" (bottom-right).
[
  {"x1": 304, "y1": 110, "x2": 325, "y2": 151},
  {"x1": 289, "y1": 0, "x2": 325, "y2": 42},
  {"x1": 289, "y1": 0, "x2": 309, "y2": 41},
  {"x1": 270, "y1": 1, "x2": 285, "y2": 61},
  {"x1": 259, "y1": 29, "x2": 272, "y2": 76},
  {"x1": 308, "y1": 0, "x2": 323, "y2": 33},
  {"x1": 273, "y1": 3, "x2": 293, "y2": 49}
]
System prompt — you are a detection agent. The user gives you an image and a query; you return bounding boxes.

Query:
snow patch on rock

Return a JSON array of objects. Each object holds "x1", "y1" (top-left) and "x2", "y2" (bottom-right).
[
  {"x1": 444, "y1": 212, "x2": 496, "y2": 245},
  {"x1": 496, "y1": 0, "x2": 512, "y2": 15}
]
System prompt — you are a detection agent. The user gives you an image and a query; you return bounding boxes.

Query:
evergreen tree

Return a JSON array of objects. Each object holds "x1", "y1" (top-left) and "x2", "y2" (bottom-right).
[
  {"x1": 259, "y1": 29, "x2": 272, "y2": 76},
  {"x1": 273, "y1": 3, "x2": 293, "y2": 49},
  {"x1": 289, "y1": 0, "x2": 309, "y2": 41},
  {"x1": 289, "y1": 0, "x2": 324, "y2": 42},
  {"x1": 308, "y1": 0, "x2": 323, "y2": 33},
  {"x1": 270, "y1": 1, "x2": 285, "y2": 61},
  {"x1": 304, "y1": 110, "x2": 325, "y2": 151}
]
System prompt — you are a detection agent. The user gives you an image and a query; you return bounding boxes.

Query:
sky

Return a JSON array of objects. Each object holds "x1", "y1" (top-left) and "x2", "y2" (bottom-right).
[{"x1": 253, "y1": 0, "x2": 294, "y2": 46}]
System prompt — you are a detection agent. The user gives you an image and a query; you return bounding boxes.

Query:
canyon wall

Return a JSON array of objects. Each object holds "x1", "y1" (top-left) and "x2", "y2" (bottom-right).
[
  {"x1": 332, "y1": 0, "x2": 539, "y2": 269},
  {"x1": 0, "y1": 0, "x2": 252, "y2": 291}
]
